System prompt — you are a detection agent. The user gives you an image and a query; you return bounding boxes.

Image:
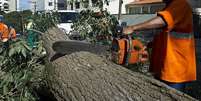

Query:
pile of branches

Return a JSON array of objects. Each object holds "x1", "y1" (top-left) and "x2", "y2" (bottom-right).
[
  {"x1": 3, "y1": 10, "x2": 59, "y2": 34},
  {"x1": 32, "y1": 11, "x2": 59, "y2": 33},
  {"x1": 0, "y1": 10, "x2": 58, "y2": 101},
  {"x1": 71, "y1": 9, "x2": 118, "y2": 45},
  {"x1": 0, "y1": 39, "x2": 46, "y2": 100}
]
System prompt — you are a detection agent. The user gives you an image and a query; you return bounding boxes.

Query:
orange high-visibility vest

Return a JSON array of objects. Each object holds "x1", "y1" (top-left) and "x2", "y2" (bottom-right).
[
  {"x1": 150, "y1": 0, "x2": 196, "y2": 83},
  {"x1": 0, "y1": 23, "x2": 9, "y2": 40}
]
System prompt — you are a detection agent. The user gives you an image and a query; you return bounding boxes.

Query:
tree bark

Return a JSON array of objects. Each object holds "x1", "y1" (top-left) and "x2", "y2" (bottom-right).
[{"x1": 42, "y1": 27, "x2": 197, "y2": 101}]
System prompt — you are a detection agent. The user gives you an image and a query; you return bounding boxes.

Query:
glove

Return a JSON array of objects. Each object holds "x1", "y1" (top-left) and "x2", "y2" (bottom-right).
[{"x1": 139, "y1": 46, "x2": 149, "y2": 62}]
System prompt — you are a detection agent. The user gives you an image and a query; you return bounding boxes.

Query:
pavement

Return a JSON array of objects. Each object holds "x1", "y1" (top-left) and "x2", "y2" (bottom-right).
[
  {"x1": 186, "y1": 39, "x2": 201, "y2": 100},
  {"x1": 196, "y1": 39, "x2": 201, "y2": 76}
]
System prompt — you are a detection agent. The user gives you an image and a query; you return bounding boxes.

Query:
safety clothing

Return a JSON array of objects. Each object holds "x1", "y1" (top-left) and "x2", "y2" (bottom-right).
[
  {"x1": 0, "y1": 22, "x2": 9, "y2": 41},
  {"x1": 150, "y1": 0, "x2": 196, "y2": 83},
  {"x1": 26, "y1": 20, "x2": 39, "y2": 48},
  {"x1": 9, "y1": 27, "x2": 17, "y2": 39}
]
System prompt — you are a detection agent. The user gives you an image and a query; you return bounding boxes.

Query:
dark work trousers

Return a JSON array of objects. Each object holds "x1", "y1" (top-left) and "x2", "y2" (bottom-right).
[{"x1": 159, "y1": 79, "x2": 188, "y2": 92}]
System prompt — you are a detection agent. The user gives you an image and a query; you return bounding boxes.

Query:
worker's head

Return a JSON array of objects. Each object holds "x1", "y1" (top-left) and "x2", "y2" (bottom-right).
[
  {"x1": 26, "y1": 16, "x2": 33, "y2": 22},
  {"x1": 27, "y1": 18, "x2": 33, "y2": 23},
  {"x1": 0, "y1": 15, "x2": 4, "y2": 22},
  {"x1": 9, "y1": 25, "x2": 13, "y2": 29}
]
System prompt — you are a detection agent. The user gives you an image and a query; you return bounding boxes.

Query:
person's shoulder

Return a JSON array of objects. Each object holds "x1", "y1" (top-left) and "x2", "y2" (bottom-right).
[
  {"x1": 3, "y1": 24, "x2": 8, "y2": 29},
  {"x1": 0, "y1": 23, "x2": 8, "y2": 28}
]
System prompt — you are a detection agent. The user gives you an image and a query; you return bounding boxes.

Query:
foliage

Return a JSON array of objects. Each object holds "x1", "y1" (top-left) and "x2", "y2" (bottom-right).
[
  {"x1": 3, "y1": 10, "x2": 59, "y2": 34},
  {"x1": 32, "y1": 11, "x2": 59, "y2": 33},
  {"x1": 0, "y1": 10, "x2": 58, "y2": 101},
  {"x1": 91, "y1": 0, "x2": 110, "y2": 10},
  {"x1": 67, "y1": 0, "x2": 110, "y2": 9},
  {"x1": 0, "y1": 38, "x2": 46, "y2": 100},
  {"x1": 3, "y1": 10, "x2": 33, "y2": 33},
  {"x1": 71, "y1": 9, "x2": 118, "y2": 44}
]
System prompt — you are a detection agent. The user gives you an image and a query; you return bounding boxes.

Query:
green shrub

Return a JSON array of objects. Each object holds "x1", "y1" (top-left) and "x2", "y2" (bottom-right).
[
  {"x1": 71, "y1": 9, "x2": 118, "y2": 44},
  {"x1": 0, "y1": 38, "x2": 46, "y2": 101}
]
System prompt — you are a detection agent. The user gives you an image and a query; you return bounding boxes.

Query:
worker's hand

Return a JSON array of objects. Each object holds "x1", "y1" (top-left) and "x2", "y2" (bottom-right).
[
  {"x1": 2, "y1": 38, "x2": 8, "y2": 43},
  {"x1": 147, "y1": 41, "x2": 153, "y2": 48},
  {"x1": 139, "y1": 47, "x2": 149, "y2": 62},
  {"x1": 123, "y1": 26, "x2": 134, "y2": 35}
]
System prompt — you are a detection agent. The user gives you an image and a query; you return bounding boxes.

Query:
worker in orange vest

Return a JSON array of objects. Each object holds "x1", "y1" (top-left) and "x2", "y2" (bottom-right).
[
  {"x1": 0, "y1": 15, "x2": 9, "y2": 42},
  {"x1": 123, "y1": 0, "x2": 196, "y2": 91},
  {"x1": 8, "y1": 26, "x2": 17, "y2": 40}
]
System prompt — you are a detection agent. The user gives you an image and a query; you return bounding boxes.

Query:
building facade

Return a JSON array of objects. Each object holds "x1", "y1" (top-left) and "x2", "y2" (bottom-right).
[
  {"x1": 36, "y1": 0, "x2": 83, "y2": 11},
  {"x1": 54, "y1": 0, "x2": 163, "y2": 14},
  {"x1": 35, "y1": 0, "x2": 201, "y2": 14},
  {"x1": 9, "y1": 0, "x2": 19, "y2": 12},
  {"x1": 125, "y1": 0, "x2": 201, "y2": 14},
  {"x1": 35, "y1": 0, "x2": 136, "y2": 14},
  {"x1": 126, "y1": 2, "x2": 165, "y2": 14},
  {"x1": 0, "y1": 0, "x2": 19, "y2": 13},
  {"x1": 103, "y1": 0, "x2": 133, "y2": 14},
  {"x1": 0, "y1": 0, "x2": 9, "y2": 12},
  {"x1": 36, "y1": 0, "x2": 55, "y2": 11}
]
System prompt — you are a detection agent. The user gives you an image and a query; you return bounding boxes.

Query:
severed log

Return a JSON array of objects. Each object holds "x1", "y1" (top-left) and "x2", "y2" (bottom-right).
[{"x1": 42, "y1": 27, "x2": 197, "y2": 101}]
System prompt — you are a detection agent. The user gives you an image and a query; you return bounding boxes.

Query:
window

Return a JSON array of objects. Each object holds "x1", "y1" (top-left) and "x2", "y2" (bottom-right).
[
  {"x1": 150, "y1": 4, "x2": 165, "y2": 13},
  {"x1": 75, "y1": 2, "x2": 80, "y2": 9},
  {"x1": 49, "y1": 2, "x2": 53, "y2": 6},
  {"x1": 142, "y1": 6, "x2": 149, "y2": 13},
  {"x1": 128, "y1": 3, "x2": 165, "y2": 14},
  {"x1": 58, "y1": 12, "x2": 79, "y2": 23},
  {"x1": 4, "y1": 6, "x2": 9, "y2": 10},
  {"x1": 70, "y1": 3, "x2": 73, "y2": 10},
  {"x1": 92, "y1": 0, "x2": 96, "y2": 6},
  {"x1": 129, "y1": 7, "x2": 141, "y2": 14},
  {"x1": 3, "y1": 3, "x2": 8, "y2": 10}
]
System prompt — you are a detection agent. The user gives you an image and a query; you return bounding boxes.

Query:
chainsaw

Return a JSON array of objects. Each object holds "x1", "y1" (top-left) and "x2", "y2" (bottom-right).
[{"x1": 111, "y1": 25, "x2": 148, "y2": 66}]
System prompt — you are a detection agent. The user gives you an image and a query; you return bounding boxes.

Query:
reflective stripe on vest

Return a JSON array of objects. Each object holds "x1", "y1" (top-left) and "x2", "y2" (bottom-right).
[{"x1": 169, "y1": 31, "x2": 193, "y2": 39}]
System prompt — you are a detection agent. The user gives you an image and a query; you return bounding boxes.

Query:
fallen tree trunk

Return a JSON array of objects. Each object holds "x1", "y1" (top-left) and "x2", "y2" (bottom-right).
[{"x1": 42, "y1": 27, "x2": 197, "y2": 101}]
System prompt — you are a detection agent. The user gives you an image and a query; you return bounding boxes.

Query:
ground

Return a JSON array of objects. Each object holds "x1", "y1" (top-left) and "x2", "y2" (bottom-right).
[{"x1": 186, "y1": 39, "x2": 201, "y2": 100}]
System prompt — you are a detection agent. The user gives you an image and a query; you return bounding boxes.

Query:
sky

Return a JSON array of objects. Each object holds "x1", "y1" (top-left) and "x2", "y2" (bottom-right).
[{"x1": 19, "y1": 0, "x2": 31, "y2": 10}]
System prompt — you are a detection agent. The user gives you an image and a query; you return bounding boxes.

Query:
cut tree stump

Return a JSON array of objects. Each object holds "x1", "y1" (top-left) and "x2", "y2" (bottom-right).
[{"x1": 42, "y1": 27, "x2": 197, "y2": 101}]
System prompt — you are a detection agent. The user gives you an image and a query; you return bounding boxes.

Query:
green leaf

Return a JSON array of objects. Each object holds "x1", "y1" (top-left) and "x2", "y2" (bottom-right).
[
  {"x1": 9, "y1": 48, "x2": 16, "y2": 57},
  {"x1": 22, "y1": 97, "x2": 29, "y2": 101},
  {"x1": 3, "y1": 85, "x2": 8, "y2": 95},
  {"x1": 21, "y1": 48, "x2": 27, "y2": 58},
  {"x1": 8, "y1": 97, "x2": 15, "y2": 101},
  {"x1": 0, "y1": 55, "x2": 5, "y2": 61},
  {"x1": 9, "y1": 74, "x2": 14, "y2": 82},
  {"x1": 16, "y1": 45, "x2": 22, "y2": 54},
  {"x1": 0, "y1": 79, "x2": 7, "y2": 88},
  {"x1": 38, "y1": 45, "x2": 43, "y2": 53},
  {"x1": 22, "y1": 42, "x2": 32, "y2": 51}
]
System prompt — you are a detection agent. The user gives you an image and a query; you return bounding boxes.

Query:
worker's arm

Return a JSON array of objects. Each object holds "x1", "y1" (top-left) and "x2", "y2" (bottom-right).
[
  {"x1": 1, "y1": 25, "x2": 9, "y2": 42},
  {"x1": 123, "y1": 16, "x2": 166, "y2": 34},
  {"x1": 11, "y1": 28, "x2": 17, "y2": 39}
]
